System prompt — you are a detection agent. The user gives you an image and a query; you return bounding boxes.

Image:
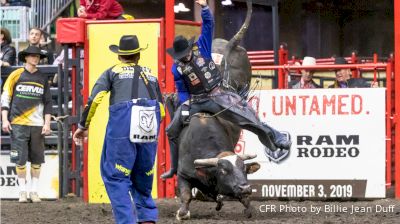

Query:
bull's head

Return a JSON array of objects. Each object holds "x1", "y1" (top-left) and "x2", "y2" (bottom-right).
[{"x1": 194, "y1": 153, "x2": 260, "y2": 198}]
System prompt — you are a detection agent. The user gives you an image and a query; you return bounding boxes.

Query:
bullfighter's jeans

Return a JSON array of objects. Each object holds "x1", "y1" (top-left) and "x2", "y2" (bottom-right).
[{"x1": 100, "y1": 100, "x2": 160, "y2": 224}]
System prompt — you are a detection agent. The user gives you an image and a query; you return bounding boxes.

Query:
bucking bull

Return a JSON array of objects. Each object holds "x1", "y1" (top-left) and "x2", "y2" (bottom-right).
[{"x1": 168, "y1": 0, "x2": 261, "y2": 221}]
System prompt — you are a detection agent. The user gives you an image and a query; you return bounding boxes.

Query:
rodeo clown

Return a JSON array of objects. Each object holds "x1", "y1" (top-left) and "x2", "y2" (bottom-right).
[
  {"x1": 73, "y1": 35, "x2": 164, "y2": 224},
  {"x1": 161, "y1": 0, "x2": 292, "y2": 179}
]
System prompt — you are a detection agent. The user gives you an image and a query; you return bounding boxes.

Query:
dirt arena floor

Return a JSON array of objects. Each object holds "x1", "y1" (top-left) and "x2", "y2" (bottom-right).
[{"x1": 2, "y1": 196, "x2": 400, "y2": 224}]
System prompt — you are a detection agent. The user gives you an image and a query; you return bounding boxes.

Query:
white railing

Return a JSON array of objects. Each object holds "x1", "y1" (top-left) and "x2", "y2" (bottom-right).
[
  {"x1": 0, "y1": 6, "x2": 30, "y2": 42},
  {"x1": 31, "y1": 0, "x2": 74, "y2": 33}
]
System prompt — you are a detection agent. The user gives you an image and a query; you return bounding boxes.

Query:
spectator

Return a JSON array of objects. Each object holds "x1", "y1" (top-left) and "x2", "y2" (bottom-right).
[
  {"x1": 328, "y1": 57, "x2": 378, "y2": 88},
  {"x1": 77, "y1": 0, "x2": 125, "y2": 20},
  {"x1": 287, "y1": 61, "x2": 302, "y2": 85},
  {"x1": 73, "y1": 35, "x2": 164, "y2": 224},
  {"x1": 27, "y1": 28, "x2": 53, "y2": 65},
  {"x1": 39, "y1": 32, "x2": 52, "y2": 48},
  {"x1": 52, "y1": 48, "x2": 84, "y2": 85},
  {"x1": 52, "y1": 48, "x2": 84, "y2": 67},
  {"x1": 288, "y1": 56, "x2": 321, "y2": 89},
  {"x1": 1, "y1": 27, "x2": 16, "y2": 66},
  {"x1": 0, "y1": 0, "x2": 9, "y2": 6},
  {"x1": 1, "y1": 46, "x2": 52, "y2": 203}
]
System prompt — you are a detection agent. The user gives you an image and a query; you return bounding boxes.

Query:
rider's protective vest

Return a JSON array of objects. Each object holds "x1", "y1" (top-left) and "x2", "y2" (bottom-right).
[{"x1": 176, "y1": 45, "x2": 222, "y2": 95}]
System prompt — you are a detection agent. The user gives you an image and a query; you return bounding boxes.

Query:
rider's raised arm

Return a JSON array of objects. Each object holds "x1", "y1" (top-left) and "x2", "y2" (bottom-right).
[
  {"x1": 172, "y1": 63, "x2": 190, "y2": 105},
  {"x1": 197, "y1": 5, "x2": 214, "y2": 59}
]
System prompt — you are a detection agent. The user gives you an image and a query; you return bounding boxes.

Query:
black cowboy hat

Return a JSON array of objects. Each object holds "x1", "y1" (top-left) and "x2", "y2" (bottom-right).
[
  {"x1": 166, "y1": 35, "x2": 195, "y2": 60},
  {"x1": 18, "y1": 46, "x2": 46, "y2": 63},
  {"x1": 109, "y1": 35, "x2": 148, "y2": 55}
]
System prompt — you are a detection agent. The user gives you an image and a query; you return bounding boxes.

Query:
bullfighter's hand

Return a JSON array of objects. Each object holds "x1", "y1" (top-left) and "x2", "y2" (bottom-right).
[{"x1": 73, "y1": 128, "x2": 88, "y2": 146}]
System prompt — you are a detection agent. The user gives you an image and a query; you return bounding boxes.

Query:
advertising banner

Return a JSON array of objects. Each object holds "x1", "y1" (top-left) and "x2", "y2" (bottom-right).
[
  {"x1": 236, "y1": 88, "x2": 386, "y2": 198},
  {"x1": 0, "y1": 153, "x2": 59, "y2": 199}
]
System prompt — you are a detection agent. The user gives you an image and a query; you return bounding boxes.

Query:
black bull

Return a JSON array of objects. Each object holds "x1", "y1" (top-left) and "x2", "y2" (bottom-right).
[
  {"x1": 163, "y1": 0, "x2": 261, "y2": 220},
  {"x1": 174, "y1": 114, "x2": 261, "y2": 220},
  {"x1": 167, "y1": 13, "x2": 265, "y2": 224}
]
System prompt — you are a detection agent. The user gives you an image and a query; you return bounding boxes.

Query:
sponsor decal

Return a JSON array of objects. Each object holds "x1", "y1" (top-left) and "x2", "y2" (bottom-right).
[
  {"x1": 139, "y1": 110, "x2": 155, "y2": 133},
  {"x1": 177, "y1": 66, "x2": 183, "y2": 74},
  {"x1": 204, "y1": 72, "x2": 212, "y2": 79},
  {"x1": 130, "y1": 104, "x2": 159, "y2": 143},
  {"x1": 16, "y1": 84, "x2": 44, "y2": 95},
  {"x1": 115, "y1": 163, "x2": 131, "y2": 176},
  {"x1": 145, "y1": 167, "x2": 155, "y2": 176},
  {"x1": 296, "y1": 135, "x2": 360, "y2": 158},
  {"x1": 116, "y1": 66, "x2": 136, "y2": 79},
  {"x1": 131, "y1": 134, "x2": 157, "y2": 140},
  {"x1": 209, "y1": 61, "x2": 216, "y2": 70},
  {"x1": 188, "y1": 73, "x2": 200, "y2": 85},
  {"x1": 118, "y1": 72, "x2": 135, "y2": 79},
  {"x1": 183, "y1": 65, "x2": 193, "y2": 74},
  {"x1": 122, "y1": 66, "x2": 135, "y2": 71},
  {"x1": 196, "y1": 58, "x2": 205, "y2": 67},
  {"x1": 10, "y1": 150, "x2": 18, "y2": 160}
]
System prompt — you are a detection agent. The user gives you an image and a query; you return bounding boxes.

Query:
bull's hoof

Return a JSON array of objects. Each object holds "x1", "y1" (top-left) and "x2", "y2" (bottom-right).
[
  {"x1": 216, "y1": 201, "x2": 223, "y2": 211},
  {"x1": 176, "y1": 210, "x2": 190, "y2": 221},
  {"x1": 243, "y1": 207, "x2": 254, "y2": 218}
]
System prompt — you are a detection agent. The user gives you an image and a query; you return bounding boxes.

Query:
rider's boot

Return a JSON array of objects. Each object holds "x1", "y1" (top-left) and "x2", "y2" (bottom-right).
[
  {"x1": 273, "y1": 130, "x2": 291, "y2": 150},
  {"x1": 263, "y1": 123, "x2": 292, "y2": 150},
  {"x1": 160, "y1": 138, "x2": 178, "y2": 179}
]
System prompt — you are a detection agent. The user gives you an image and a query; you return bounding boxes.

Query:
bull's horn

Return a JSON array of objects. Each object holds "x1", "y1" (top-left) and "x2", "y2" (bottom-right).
[
  {"x1": 238, "y1": 153, "x2": 257, "y2": 161},
  {"x1": 194, "y1": 158, "x2": 219, "y2": 167}
]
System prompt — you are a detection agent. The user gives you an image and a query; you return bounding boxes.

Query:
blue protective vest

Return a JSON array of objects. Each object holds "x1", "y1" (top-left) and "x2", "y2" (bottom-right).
[{"x1": 176, "y1": 46, "x2": 222, "y2": 95}]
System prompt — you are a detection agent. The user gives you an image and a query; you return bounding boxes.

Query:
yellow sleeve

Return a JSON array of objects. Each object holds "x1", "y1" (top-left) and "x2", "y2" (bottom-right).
[
  {"x1": 159, "y1": 102, "x2": 165, "y2": 120},
  {"x1": 1, "y1": 68, "x2": 24, "y2": 109}
]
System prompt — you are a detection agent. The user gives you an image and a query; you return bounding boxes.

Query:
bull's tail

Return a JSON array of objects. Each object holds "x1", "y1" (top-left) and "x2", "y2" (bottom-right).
[
  {"x1": 223, "y1": 0, "x2": 252, "y2": 64},
  {"x1": 222, "y1": 0, "x2": 252, "y2": 89}
]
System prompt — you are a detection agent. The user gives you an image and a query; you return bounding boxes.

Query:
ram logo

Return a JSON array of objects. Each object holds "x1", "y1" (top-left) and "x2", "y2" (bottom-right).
[{"x1": 139, "y1": 110, "x2": 154, "y2": 133}]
